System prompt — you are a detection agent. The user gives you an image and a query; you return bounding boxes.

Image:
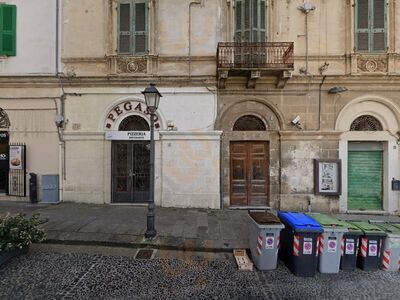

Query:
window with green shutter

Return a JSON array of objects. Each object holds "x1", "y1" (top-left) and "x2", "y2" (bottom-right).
[
  {"x1": 355, "y1": 0, "x2": 386, "y2": 52},
  {"x1": 235, "y1": 0, "x2": 266, "y2": 42},
  {"x1": 0, "y1": 4, "x2": 17, "y2": 56},
  {"x1": 118, "y1": 0, "x2": 148, "y2": 55}
]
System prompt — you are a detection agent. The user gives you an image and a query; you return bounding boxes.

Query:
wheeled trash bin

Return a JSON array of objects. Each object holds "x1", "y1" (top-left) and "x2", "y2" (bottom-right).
[
  {"x1": 307, "y1": 213, "x2": 348, "y2": 274},
  {"x1": 336, "y1": 220, "x2": 363, "y2": 271},
  {"x1": 349, "y1": 221, "x2": 387, "y2": 271},
  {"x1": 248, "y1": 211, "x2": 284, "y2": 270},
  {"x1": 376, "y1": 223, "x2": 400, "y2": 272},
  {"x1": 278, "y1": 212, "x2": 323, "y2": 277}
]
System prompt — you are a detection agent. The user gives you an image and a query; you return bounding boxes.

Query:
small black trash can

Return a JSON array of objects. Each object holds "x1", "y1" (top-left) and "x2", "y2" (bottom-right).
[{"x1": 29, "y1": 173, "x2": 38, "y2": 203}]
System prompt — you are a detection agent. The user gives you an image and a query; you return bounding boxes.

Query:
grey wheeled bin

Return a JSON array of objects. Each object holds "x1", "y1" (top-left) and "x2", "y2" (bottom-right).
[
  {"x1": 248, "y1": 211, "x2": 284, "y2": 270},
  {"x1": 377, "y1": 223, "x2": 400, "y2": 272},
  {"x1": 307, "y1": 213, "x2": 348, "y2": 274}
]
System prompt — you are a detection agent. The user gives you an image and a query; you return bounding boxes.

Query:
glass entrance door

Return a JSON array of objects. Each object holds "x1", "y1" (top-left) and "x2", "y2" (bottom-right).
[{"x1": 112, "y1": 141, "x2": 150, "y2": 203}]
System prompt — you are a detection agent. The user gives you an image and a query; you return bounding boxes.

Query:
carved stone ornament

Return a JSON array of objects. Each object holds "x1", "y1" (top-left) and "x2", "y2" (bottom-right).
[
  {"x1": 0, "y1": 107, "x2": 10, "y2": 128},
  {"x1": 358, "y1": 58, "x2": 387, "y2": 73},
  {"x1": 117, "y1": 57, "x2": 147, "y2": 74}
]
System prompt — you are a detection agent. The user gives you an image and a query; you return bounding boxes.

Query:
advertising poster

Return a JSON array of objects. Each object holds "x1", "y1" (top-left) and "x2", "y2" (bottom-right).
[{"x1": 9, "y1": 145, "x2": 24, "y2": 170}]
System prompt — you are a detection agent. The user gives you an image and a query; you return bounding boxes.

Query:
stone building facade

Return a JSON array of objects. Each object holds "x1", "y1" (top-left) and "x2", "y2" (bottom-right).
[{"x1": 1, "y1": 0, "x2": 400, "y2": 214}]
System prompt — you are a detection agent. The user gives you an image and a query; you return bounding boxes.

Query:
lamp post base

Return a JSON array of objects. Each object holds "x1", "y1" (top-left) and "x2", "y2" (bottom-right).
[{"x1": 144, "y1": 229, "x2": 157, "y2": 239}]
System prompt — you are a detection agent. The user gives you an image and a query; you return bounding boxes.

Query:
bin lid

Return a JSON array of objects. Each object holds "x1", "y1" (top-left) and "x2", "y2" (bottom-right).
[
  {"x1": 278, "y1": 212, "x2": 323, "y2": 233},
  {"x1": 306, "y1": 213, "x2": 348, "y2": 233},
  {"x1": 249, "y1": 211, "x2": 281, "y2": 225},
  {"x1": 376, "y1": 223, "x2": 400, "y2": 235},
  {"x1": 335, "y1": 220, "x2": 363, "y2": 235},
  {"x1": 347, "y1": 221, "x2": 387, "y2": 237}
]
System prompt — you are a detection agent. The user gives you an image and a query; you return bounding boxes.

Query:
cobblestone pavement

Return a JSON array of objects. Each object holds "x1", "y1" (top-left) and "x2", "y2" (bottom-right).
[{"x1": 0, "y1": 245, "x2": 399, "y2": 300}]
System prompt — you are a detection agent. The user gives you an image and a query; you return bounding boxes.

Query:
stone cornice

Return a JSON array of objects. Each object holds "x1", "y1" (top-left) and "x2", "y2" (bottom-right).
[{"x1": 279, "y1": 131, "x2": 342, "y2": 141}]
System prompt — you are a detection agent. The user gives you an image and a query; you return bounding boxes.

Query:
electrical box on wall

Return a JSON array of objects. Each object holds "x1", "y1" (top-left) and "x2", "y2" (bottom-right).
[{"x1": 392, "y1": 178, "x2": 400, "y2": 191}]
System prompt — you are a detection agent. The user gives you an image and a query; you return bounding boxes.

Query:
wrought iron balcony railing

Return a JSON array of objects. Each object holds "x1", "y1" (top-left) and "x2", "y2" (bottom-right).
[{"x1": 217, "y1": 42, "x2": 294, "y2": 70}]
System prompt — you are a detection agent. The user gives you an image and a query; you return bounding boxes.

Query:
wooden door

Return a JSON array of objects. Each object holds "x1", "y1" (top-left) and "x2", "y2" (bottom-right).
[{"x1": 230, "y1": 142, "x2": 269, "y2": 206}]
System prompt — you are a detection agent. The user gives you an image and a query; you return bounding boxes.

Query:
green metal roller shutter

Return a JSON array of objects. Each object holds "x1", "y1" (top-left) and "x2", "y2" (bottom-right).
[{"x1": 348, "y1": 150, "x2": 383, "y2": 210}]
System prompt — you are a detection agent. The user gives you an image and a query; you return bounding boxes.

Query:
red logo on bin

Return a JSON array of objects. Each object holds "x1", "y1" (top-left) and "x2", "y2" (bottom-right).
[
  {"x1": 266, "y1": 238, "x2": 274, "y2": 246},
  {"x1": 370, "y1": 245, "x2": 377, "y2": 252},
  {"x1": 305, "y1": 243, "x2": 312, "y2": 251}
]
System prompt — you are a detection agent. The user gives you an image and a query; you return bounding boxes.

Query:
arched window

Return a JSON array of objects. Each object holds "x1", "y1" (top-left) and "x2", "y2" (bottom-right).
[
  {"x1": 0, "y1": 108, "x2": 10, "y2": 129},
  {"x1": 350, "y1": 115, "x2": 383, "y2": 131},
  {"x1": 118, "y1": 115, "x2": 150, "y2": 131},
  {"x1": 233, "y1": 115, "x2": 266, "y2": 131}
]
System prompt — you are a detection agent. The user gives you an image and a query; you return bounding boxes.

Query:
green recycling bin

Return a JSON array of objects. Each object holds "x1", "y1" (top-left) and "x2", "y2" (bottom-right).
[
  {"x1": 348, "y1": 221, "x2": 387, "y2": 271},
  {"x1": 307, "y1": 213, "x2": 348, "y2": 274},
  {"x1": 336, "y1": 220, "x2": 363, "y2": 271},
  {"x1": 376, "y1": 223, "x2": 400, "y2": 272}
]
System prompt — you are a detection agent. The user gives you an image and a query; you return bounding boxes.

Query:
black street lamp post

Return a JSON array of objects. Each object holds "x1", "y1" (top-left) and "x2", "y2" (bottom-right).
[{"x1": 141, "y1": 83, "x2": 162, "y2": 239}]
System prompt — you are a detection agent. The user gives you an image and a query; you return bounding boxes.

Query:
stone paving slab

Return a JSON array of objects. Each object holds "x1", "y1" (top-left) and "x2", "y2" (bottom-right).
[{"x1": 1, "y1": 201, "x2": 400, "y2": 252}]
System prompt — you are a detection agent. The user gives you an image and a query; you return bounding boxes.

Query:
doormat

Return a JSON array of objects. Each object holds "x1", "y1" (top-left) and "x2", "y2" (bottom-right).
[{"x1": 135, "y1": 249, "x2": 155, "y2": 259}]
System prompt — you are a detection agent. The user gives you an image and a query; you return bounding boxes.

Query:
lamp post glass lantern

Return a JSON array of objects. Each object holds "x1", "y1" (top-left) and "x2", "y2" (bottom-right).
[{"x1": 141, "y1": 83, "x2": 162, "y2": 239}]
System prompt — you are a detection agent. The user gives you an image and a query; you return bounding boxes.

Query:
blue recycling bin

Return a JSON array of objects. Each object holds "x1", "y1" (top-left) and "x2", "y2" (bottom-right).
[{"x1": 278, "y1": 212, "x2": 323, "y2": 277}]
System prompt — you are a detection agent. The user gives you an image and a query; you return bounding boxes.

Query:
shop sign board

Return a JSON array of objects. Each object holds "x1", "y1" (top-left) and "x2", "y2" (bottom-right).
[{"x1": 105, "y1": 131, "x2": 160, "y2": 141}]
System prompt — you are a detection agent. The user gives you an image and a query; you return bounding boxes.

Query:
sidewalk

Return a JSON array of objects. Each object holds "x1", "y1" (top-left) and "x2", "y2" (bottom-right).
[
  {"x1": 0, "y1": 201, "x2": 250, "y2": 252},
  {"x1": 1, "y1": 201, "x2": 400, "y2": 252}
]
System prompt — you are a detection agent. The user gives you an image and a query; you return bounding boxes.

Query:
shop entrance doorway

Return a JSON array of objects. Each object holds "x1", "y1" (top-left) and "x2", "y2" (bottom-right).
[{"x1": 111, "y1": 141, "x2": 150, "y2": 203}]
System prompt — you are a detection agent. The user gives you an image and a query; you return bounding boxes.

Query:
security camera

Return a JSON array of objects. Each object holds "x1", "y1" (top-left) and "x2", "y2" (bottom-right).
[
  {"x1": 54, "y1": 114, "x2": 64, "y2": 127},
  {"x1": 291, "y1": 115, "x2": 301, "y2": 125}
]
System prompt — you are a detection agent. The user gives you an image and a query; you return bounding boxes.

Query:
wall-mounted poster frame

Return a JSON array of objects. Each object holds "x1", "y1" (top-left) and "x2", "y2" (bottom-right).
[{"x1": 314, "y1": 159, "x2": 342, "y2": 196}]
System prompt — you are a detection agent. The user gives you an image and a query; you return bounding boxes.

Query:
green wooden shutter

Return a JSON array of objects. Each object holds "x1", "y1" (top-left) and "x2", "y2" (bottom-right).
[
  {"x1": 371, "y1": 0, "x2": 386, "y2": 51},
  {"x1": 0, "y1": 4, "x2": 17, "y2": 56},
  {"x1": 133, "y1": 1, "x2": 147, "y2": 54},
  {"x1": 118, "y1": 2, "x2": 132, "y2": 54},
  {"x1": 348, "y1": 150, "x2": 383, "y2": 211},
  {"x1": 235, "y1": 0, "x2": 266, "y2": 42},
  {"x1": 235, "y1": 0, "x2": 243, "y2": 41},
  {"x1": 355, "y1": 0, "x2": 386, "y2": 52}
]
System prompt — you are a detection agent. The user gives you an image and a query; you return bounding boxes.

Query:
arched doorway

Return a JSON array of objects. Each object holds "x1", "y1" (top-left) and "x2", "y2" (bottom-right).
[
  {"x1": 347, "y1": 115, "x2": 384, "y2": 211},
  {"x1": 230, "y1": 114, "x2": 269, "y2": 206},
  {"x1": 0, "y1": 108, "x2": 10, "y2": 194},
  {"x1": 335, "y1": 96, "x2": 400, "y2": 213},
  {"x1": 111, "y1": 115, "x2": 150, "y2": 203}
]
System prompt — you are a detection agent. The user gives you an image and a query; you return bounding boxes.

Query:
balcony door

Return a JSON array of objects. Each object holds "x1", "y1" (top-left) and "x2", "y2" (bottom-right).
[
  {"x1": 235, "y1": 0, "x2": 266, "y2": 42},
  {"x1": 230, "y1": 142, "x2": 269, "y2": 206}
]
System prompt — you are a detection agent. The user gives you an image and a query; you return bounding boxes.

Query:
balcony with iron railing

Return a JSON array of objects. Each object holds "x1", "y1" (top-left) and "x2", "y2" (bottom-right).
[{"x1": 217, "y1": 42, "x2": 294, "y2": 88}]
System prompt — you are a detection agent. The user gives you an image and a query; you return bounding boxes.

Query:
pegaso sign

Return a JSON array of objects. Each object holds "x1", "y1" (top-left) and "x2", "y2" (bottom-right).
[
  {"x1": 105, "y1": 131, "x2": 160, "y2": 141},
  {"x1": 105, "y1": 101, "x2": 161, "y2": 130}
]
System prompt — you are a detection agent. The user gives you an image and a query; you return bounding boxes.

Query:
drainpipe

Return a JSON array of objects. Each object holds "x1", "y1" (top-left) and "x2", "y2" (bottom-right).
[
  {"x1": 317, "y1": 75, "x2": 327, "y2": 131},
  {"x1": 188, "y1": 0, "x2": 202, "y2": 79}
]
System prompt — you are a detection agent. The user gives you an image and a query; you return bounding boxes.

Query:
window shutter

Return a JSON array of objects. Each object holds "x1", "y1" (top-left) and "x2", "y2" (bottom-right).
[
  {"x1": 118, "y1": 2, "x2": 132, "y2": 54},
  {"x1": 133, "y1": 1, "x2": 147, "y2": 54},
  {"x1": 355, "y1": 0, "x2": 386, "y2": 52},
  {"x1": 372, "y1": 0, "x2": 386, "y2": 51},
  {"x1": 235, "y1": 0, "x2": 242, "y2": 41},
  {"x1": 0, "y1": 4, "x2": 17, "y2": 56},
  {"x1": 235, "y1": 0, "x2": 265, "y2": 42},
  {"x1": 355, "y1": 0, "x2": 369, "y2": 51}
]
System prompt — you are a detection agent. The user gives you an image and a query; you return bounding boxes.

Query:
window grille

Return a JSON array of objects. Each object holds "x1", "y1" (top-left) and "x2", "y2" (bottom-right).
[
  {"x1": 350, "y1": 115, "x2": 383, "y2": 131},
  {"x1": 119, "y1": 115, "x2": 150, "y2": 131},
  {"x1": 233, "y1": 115, "x2": 266, "y2": 131}
]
